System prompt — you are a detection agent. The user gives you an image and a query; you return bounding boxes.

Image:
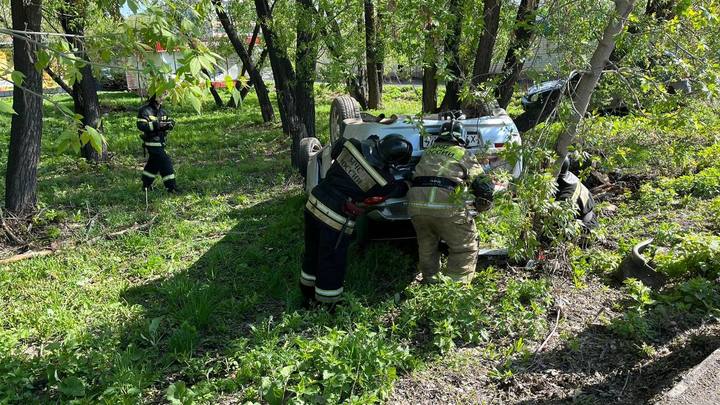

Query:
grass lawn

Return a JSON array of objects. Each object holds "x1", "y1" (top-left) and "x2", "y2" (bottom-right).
[
  {"x1": 0, "y1": 86, "x2": 718, "y2": 403},
  {"x1": 0, "y1": 87, "x2": 553, "y2": 403}
]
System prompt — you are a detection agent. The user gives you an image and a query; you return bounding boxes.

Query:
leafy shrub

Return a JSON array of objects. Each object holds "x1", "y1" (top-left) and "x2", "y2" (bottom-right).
[
  {"x1": 652, "y1": 233, "x2": 720, "y2": 279},
  {"x1": 663, "y1": 167, "x2": 720, "y2": 198}
]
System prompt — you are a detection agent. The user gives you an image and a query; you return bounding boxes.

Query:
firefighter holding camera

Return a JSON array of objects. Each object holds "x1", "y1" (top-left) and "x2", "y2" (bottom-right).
[{"x1": 137, "y1": 94, "x2": 179, "y2": 193}]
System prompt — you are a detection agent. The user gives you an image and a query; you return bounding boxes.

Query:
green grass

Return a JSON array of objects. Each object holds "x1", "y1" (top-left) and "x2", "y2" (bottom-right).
[{"x1": 0, "y1": 87, "x2": 552, "y2": 403}]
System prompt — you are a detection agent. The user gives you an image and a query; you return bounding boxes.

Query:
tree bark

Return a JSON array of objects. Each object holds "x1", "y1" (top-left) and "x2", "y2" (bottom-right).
[
  {"x1": 255, "y1": 0, "x2": 308, "y2": 167},
  {"x1": 421, "y1": 21, "x2": 438, "y2": 113},
  {"x1": 471, "y1": 0, "x2": 502, "y2": 87},
  {"x1": 44, "y1": 66, "x2": 72, "y2": 94},
  {"x1": 213, "y1": 0, "x2": 274, "y2": 122},
  {"x1": 364, "y1": 0, "x2": 381, "y2": 109},
  {"x1": 554, "y1": 0, "x2": 638, "y2": 169},
  {"x1": 439, "y1": 0, "x2": 464, "y2": 111},
  {"x1": 295, "y1": 0, "x2": 319, "y2": 138},
  {"x1": 496, "y1": 0, "x2": 540, "y2": 109},
  {"x1": 376, "y1": 4, "x2": 385, "y2": 95},
  {"x1": 6, "y1": 0, "x2": 43, "y2": 213},
  {"x1": 60, "y1": 6, "x2": 108, "y2": 162}
]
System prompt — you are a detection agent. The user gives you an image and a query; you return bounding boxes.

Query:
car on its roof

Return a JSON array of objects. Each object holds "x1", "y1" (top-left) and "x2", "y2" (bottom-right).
[{"x1": 298, "y1": 95, "x2": 522, "y2": 226}]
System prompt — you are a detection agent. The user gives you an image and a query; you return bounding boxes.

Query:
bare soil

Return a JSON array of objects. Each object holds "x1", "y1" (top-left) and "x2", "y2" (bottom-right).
[{"x1": 389, "y1": 274, "x2": 720, "y2": 404}]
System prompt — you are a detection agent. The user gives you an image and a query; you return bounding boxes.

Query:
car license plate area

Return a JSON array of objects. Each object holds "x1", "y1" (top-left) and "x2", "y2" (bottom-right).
[{"x1": 421, "y1": 133, "x2": 482, "y2": 149}]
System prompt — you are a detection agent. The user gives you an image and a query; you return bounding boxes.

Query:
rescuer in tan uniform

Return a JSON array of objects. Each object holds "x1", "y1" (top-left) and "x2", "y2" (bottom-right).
[{"x1": 408, "y1": 121, "x2": 494, "y2": 284}]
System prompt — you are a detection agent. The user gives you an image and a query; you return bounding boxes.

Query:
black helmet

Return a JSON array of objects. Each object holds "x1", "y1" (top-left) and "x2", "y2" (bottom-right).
[
  {"x1": 361, "y1": 134, "x2": 413, "y2": 168},
  {"x1": 438, "y1": 121, "x2": 466, "y2": 145}
]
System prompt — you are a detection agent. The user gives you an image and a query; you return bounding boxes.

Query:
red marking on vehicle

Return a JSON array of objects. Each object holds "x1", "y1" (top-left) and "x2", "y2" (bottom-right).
[{"x1": 364, "y1": 196, "x2": 386, "y2": 205}]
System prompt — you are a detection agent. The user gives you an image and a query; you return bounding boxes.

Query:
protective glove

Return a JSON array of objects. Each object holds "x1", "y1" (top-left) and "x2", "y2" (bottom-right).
[
  {"x1": 159, "y1": 119, "x2": 175, "y2": 131},
  {"x1": 471, "y1": 176, "x2": 494, "y2": 212}
]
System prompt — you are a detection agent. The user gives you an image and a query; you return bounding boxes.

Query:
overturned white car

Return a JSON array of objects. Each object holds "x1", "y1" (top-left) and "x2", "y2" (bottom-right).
[{"x1": 299, "y1": 96, "x2": 522, "y2": 222}]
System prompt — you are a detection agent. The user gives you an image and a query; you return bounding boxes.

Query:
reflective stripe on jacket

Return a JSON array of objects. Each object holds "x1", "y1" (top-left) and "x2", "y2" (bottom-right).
[
  {"x1": 408, "y1": 141, "x2": 484, "y2": 218},
  {"x1": 308, "y1": 138, "x2": 407, "y2": 231}
]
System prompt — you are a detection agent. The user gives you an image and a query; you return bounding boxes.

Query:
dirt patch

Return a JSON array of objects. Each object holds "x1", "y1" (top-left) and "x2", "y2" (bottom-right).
[{"x1": 389, "y1": 274, "x2": 720, "y2": 404}]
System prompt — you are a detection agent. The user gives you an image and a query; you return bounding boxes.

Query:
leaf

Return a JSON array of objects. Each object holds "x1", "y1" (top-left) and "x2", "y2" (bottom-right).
[
  {"x1": 127, "y1": 0, "x2": 138, "y2": 13},
  {"x1": 231, "y1": 88, "x2": 242, "y2": 106},
  {"x1": 279, "y1": 365, "x2": 294, "y2": 378},
  {"x1": 224, "y1": 75, "x2": 235, "y2": 91},
  {"x1": 84, "y1": 126, "x2": 105, "y2": 153},
  {"x1": 0, "y1": 102, "x2": 16, "y2": 115},
  {"x1": 34, "y1": 49, "x2": 51, "y2": 72},
  {"x1": 180, "y1": 18, "x2": 194, "y2": 34},
  {"x1": 187, "y1": 93, "x2": 202, "y2": 114},
  {"x1": 56, "y1": 129, "x2": 81, "y2": 154},
  {"x1": 188, "y1": 58, "x2": 201, "y2": 77},
  {"x1": 10, "y1": 70, "x2": 25, "y2": 87},
  {"x1": 59, "y1": 376, "x2": 86, "y2": 397}
]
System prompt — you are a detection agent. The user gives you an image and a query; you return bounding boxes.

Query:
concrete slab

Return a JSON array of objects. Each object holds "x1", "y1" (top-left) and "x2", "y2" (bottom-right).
[{"x1": 659, "y1": 348, "x2": 720, "y2": 405}]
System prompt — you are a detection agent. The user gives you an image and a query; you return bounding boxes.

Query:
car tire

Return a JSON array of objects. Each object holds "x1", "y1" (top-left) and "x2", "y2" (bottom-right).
[
  {"x1": 329, "y1": 95, "x2": 361, "y2": 144},
  {"x1": 298, "y1": 137, "x2": 322, "y2": 178}
]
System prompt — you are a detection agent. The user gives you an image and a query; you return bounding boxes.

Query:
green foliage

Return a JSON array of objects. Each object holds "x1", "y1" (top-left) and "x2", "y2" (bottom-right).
[
  {"x1": 652, "y1": 233, "x2": 720, "y2": 279},
  {"x1": 0, "y1": 90, "x2": 553, "y2": 403}
]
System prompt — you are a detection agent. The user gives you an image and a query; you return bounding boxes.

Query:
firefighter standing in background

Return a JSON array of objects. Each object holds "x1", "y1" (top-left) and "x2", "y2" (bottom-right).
[
  {"x1": 408, "y1": 121, "x2": 494, "y2": 284},
  {"x1": 137, "y1": 93, "x2": 179, "y2": 192},
  {"x1": 556, "y1": 157, "x2": 597, "y2": 229},
  {"x1": 301, "y1": 134, "x2": 413, "y2": 308}
]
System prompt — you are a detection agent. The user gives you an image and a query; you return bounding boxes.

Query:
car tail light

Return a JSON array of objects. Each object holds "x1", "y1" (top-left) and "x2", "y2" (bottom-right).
[
  {"x1": 494, "y1": 143, "x2": 505, "y2": 148},
  {"x1": 364, "y1": 196, "x2": 386, "y2": 205}
]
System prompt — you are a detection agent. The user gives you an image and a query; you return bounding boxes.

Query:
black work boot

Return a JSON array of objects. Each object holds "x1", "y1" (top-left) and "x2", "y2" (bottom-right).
[{"x1": 299, "y1": 283, "x2": 316, "y2": 309}]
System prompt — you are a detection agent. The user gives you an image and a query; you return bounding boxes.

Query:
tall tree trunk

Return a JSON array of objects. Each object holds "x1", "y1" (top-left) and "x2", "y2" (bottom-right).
[
  {"x1": 496, "y1": 0, "x2": 540, "y2": 109},
  {"x1": 236, "y1": 48, "x2": 268, "y2": 102},
  {"x1": 376, "y1": 4, "x2": 385, "y2": 95},
  {"x1": 60, "y1": 7, "x2": 108, "y2": 162},
  {"x1": 471, "y1": 0, "x2": 502, "y2": 86},
  {"x1": 213, "y1": 0, "x2": 274, "y2": 122},
  {"x1": 439, "y1": 0, "x2": 463, "y2": 111},
  {"x1": 255, "y1": 0, "x2": 307, "y2": 167},
  {"x1": 295, "y1": 0, "x2": 319, "y2": 138},
  {"x1": 364, "y1": 0, "x2": 381, "y2": 109},
  {"x1": 6, "y1": 0, "x2": 43, "y2": 213},
  {"x1": 421, "y1": 21, "x2": 438, "y2": 113},
  {"x1": 44, "y1": 66, "x2": 72, "y2": 94},
  {"x1": 318, "y1": 6, "x2": 368, "y2": 108},
  {"x1": 227, "y1": 22, "x2": 261, "y2": 107},
  {"x1": 554, "y1": 0, "x2": 638, "y2": 170},
  {"x1": 206, "y1": 69, "x2": 224, "y2": 107}
]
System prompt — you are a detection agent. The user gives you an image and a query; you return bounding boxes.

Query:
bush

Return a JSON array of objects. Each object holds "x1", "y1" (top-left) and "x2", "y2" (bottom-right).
[{"x1": 652, "y1": 233, "x2": 720, "y2": 279}]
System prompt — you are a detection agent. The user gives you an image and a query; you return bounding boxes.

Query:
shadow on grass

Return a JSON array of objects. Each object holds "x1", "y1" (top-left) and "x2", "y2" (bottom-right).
[
  {"x1": 512, "y1": 283, "x2": 720, "y2": 404},
  {"x1": 115, "y1": 194, "x2": 417, "y2": 398},
  {"x1": 1, "y1": 193, "x2": 418, "y2": 402}
]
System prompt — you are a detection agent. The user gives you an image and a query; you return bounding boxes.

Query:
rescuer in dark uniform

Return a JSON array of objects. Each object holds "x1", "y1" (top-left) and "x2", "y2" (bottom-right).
[
  {"x1": 301, "y1": 134, "x2": 413, "y2": 308},
  {"x1": 556, "y1": 157, "x2": 597, "y2": 229},
  {"x1": 137, "y1": 94, "x2": 179, "y2": 192}
]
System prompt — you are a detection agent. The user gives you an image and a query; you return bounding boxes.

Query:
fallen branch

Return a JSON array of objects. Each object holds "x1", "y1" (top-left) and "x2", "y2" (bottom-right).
[
  {"x1": 87, "y1": 215, "x2": 158, "y2": 244},
  {"x1": 0, "y1": 249, "x2": 54, "y2": 266},
  {"x1": 0, "y1": 210, "x2": 24, "y2": 245},
  {"x1": 524, "y1": 300, "x2": 564, "y2": 372}
]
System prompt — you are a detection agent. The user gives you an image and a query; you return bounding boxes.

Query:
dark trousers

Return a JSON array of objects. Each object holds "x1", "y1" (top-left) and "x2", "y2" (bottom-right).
[
  {"x1": 301, "y1": 209, "x2": 352, "y2": 303},
  {"x1": 142, "y1": 146, "x2": 176, "y2": 190}
]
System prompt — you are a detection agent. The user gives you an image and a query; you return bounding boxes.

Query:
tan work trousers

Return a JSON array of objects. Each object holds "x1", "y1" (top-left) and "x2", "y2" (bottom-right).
[{"x1": 411, "y1": 213, "x2": 479, "y2": 284}]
